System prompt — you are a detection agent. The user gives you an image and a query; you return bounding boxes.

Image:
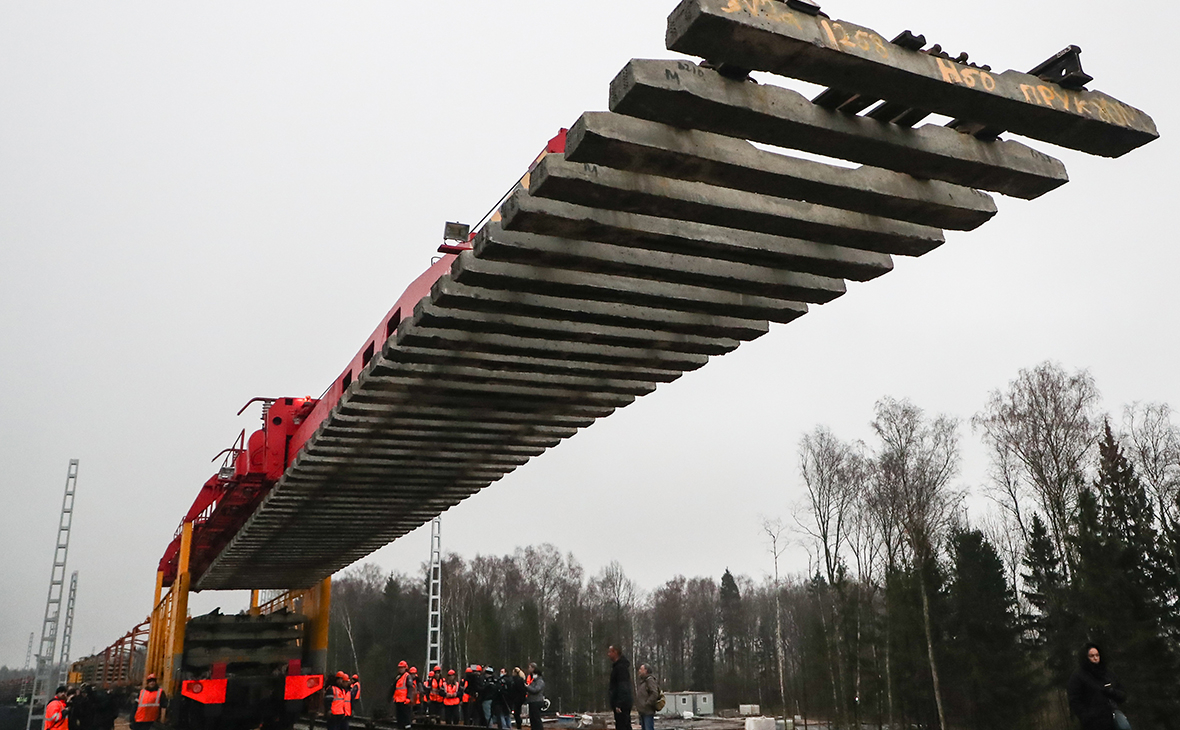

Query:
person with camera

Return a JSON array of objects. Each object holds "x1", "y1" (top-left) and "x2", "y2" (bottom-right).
[{"x1": 514, "y1": 664, "x2": 545, "y2": 729}]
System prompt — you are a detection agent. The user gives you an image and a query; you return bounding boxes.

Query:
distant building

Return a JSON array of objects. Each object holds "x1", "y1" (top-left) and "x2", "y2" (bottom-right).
[{"x1": 660, "y1": 691, "x2": 713, "y2": 717}]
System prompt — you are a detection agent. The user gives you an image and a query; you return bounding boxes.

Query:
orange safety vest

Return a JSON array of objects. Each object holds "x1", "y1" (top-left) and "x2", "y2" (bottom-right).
[
  {"x1": 352, "y1": 680, "x2": 361, "y2": 700},
  {"x1": 415, "y1": 679, "x2": 423, "y2": 704},
  {"x1": 329, "y1": 685, "x2": 353, "y2": 716},
  {"x1": 393, "y1": 672, "x2": 413, "y2": 703},
  {"x1": 430, "y1": 677, "x2": 443, "y2": 702},
  {"x1": 443, "y1": 680, "x2": 461, "y2": 706},
  {"x1": 135, "y1": 689, "x2": 163, "y2": 722},
  {"x1": 43, "y1": 698, "x2": 67, "y2": 730}
]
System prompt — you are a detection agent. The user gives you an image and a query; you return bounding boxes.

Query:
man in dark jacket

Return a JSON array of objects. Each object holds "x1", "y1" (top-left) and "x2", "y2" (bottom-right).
[
  {"x1": 1067, "y1": 643, "x2": 1127, "y2": 730},
  {"x1": 607, "y1": 646, "x2": 633, "y2": 730},
  {"x1": 505, "y1": 666, "x2": 526, "y2": 728}
]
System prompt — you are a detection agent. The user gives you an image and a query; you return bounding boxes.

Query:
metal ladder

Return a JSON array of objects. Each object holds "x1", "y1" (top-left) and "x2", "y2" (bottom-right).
[
  {"x1": 27, "y1": 459, "x2": 79, "y2": 730},
  {"x1": 424, "y1": 516, "x2": 442, "y2": 671},
  {"x1": 57, "y1": 572, "x2": 79, "y2": 687}
]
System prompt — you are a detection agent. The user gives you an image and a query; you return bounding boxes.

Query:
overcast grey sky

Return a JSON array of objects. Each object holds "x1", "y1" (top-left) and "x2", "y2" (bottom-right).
[{"x1": 1, "y1": 0, "x2": 1176, "y2": 667}]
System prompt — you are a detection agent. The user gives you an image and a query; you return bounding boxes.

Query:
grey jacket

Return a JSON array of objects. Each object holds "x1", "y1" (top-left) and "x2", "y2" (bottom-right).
[
  {"x1": 634, "y1": 674, "x2": 660, "y2": 715},
  {"x1": 526, "y1": 675, "x2": 546, "y2": 705}
]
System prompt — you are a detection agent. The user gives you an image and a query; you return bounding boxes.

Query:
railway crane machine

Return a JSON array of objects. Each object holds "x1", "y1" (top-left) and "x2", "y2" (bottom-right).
[{"x1": 74, "y1": 0, "x2": 1157, "y2": 727}]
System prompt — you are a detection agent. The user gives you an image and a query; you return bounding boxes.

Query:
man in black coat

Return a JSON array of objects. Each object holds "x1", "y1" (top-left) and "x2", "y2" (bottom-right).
[
  {"x1": 1067, "y1": 643, "x2": 1127, "y2": 730},
  {"x1": 505, "y1": 667, "x2": 526, "y2": 728},
  {"x1": 607, "y1": 646, "x2": 633, "y2": 730}
]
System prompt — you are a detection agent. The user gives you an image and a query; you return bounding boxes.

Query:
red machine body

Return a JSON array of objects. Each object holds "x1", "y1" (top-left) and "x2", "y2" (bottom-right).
[{"x1": 156, "y1": 128, "x2": 569, "y2": 590}]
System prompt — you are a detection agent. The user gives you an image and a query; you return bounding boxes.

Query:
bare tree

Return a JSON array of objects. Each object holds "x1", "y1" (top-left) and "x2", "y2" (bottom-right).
[
  {"x1": 796, "y1": 427, "x2": 863, "y2": 728},
  {"x1": 1123, "y1": 401, "x2": 1180, "y2": 587},
  {"x1": 515, "y1": 544, "x2": 571, "y2": 666},
  {"x1": 979, "y1": 509, "x2": 1026, "y2": 608},
  {"x1": 844, "y1": 472, "x2": 879, "y2": 729},
  {"x1": 1123, "y1": 402, "x2": 1180, "y2": 520},
  {"x1": 973, "y1": 361, "x2": 1101, "y2": 573},
  {"x1": 762, "y1": 518, "x2": 789, "y2": 714},
  {"x1": 872, "y1": 397, "x2": 961, "y2": 730},
  {"x1": 864, "y1": 454, "x2": 906, "y2": 730}
]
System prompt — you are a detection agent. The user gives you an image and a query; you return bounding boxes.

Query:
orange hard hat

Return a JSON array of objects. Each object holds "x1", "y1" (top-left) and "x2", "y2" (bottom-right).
[
  {"x1": 398, "y1": 660, "x2": 408, "y2": 668},
  {"x1": 352, "y1": 674, "x2": 359, "y2": 680},
  {"x1": 411, "y1": 666, "x2": 418, "y2": 673},
  {"x1": 336, "y1": 671, "x2": 349, "y2": 680},
  {"x1": 146, "y1": 674, "x2": 157, "y2": 681},
  {"x1": 474, "y1": 665, "x2": 482, "y2": 672},
  {"x1": 448, "y1": 669, "x2": 456, "y2": 675}
]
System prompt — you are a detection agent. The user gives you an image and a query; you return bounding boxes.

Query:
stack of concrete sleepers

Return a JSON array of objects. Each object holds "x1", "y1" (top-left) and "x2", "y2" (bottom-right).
[{"x1": 197, "y1": 0, "x2": 1155, "y2": 590}]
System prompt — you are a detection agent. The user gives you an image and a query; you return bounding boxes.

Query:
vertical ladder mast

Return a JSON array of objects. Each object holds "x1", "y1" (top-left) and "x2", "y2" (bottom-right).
[
  {"x1": 424, "y1": 516, "x2": 442, "y2": 672},
  {"x1": 18, "y1": 632, "x2": 34, "y2": 703},
  {"x1": 57, "y1": 571, "x2": 79, "y2": 687},
  {"x1": 27, "y1": 459, "x2": 79, "y2": 730}
]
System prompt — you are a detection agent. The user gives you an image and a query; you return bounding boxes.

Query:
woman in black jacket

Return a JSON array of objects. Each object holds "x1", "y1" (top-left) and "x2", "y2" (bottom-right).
[{"x1": 1067, "y1": 643, "x2": 1127, "y2": 730}]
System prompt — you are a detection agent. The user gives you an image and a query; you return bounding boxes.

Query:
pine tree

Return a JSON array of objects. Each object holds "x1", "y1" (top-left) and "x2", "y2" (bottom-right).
[
  {"x1": 1071, "y1": 424, "x2": 1180, "y2": 728},
  {"x1": 719, "y1": 569, "x2": 743, "y2": 670},
  {"x1": 1021, "y1": 512, "x2": 1075, "y2": 689},
  {"x1": 945, "y1": 529, "x2": 1033, "y2": 730}
]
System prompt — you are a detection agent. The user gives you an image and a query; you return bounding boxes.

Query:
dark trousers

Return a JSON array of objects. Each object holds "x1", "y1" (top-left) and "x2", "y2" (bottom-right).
[
  {"x1": 446, "y1": 705, "x2": 462, "y2": 725},
  {"x1": 395, "y1": 702, "x2": 413, "y2": 729},
  {"x1": 326, "y1": 716, "x2": 349, "y2": 730},
  {"x1": 528, "y1": 702, "x2": 543, "y2": 729},
  {"x1": 614, "y1": 704, "x2": 633, "y2": 730},
  {"x1": 512, "y1": 703, "x2": 523, "y2": 729}
]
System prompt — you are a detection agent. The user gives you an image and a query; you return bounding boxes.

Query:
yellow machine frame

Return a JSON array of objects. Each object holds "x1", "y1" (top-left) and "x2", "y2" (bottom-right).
[{"x1": 141, "y1": 520, "x2": 332, "y2": 710}]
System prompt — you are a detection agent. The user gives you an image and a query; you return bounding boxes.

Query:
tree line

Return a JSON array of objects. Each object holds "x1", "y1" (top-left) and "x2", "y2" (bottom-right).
[{"x1": 325, "y1": 361, "x2": 1180, "y2": 729}]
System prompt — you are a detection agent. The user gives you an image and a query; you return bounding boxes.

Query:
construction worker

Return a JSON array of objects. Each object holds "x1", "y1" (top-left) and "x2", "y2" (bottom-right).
[
  {"x1": 410, "y1": 666, "x2": 423, "y2": 717},
  {"x1": 43, "y1": 685, "x2": 68, "y2": 730},
  {"x1": 429, "y1": 667, "x2": 445, "y2": 720},
  {"x1": 389, "y1": 660, "x2": 415, "y2": 730},
  {"x1": 444, "y1": 669, "x2": 462, "y2": 725},
  {"x1": 327, "y1": 671, "x2": 353, "y2": 730},
  {"x1": 130, "y1": 674, "x2": 168, "y2": 730},
  {"x1": 351, "y1": 674, "x2": 362, "y2": 714}
]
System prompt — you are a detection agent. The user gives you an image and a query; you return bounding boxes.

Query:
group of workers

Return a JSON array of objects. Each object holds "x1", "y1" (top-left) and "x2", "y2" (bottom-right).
[
  {"x1": 39, "y1": 673, "x2": 164, "y2": 730},
  {"x1": 327, "y1": 661, "x2": 547, "y2": 730}
]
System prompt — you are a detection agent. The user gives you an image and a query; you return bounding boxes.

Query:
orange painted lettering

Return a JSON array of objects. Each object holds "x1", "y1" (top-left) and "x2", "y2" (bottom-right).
[{"x1": 935, "y1": 57, "x2": 963, "y2": 84}]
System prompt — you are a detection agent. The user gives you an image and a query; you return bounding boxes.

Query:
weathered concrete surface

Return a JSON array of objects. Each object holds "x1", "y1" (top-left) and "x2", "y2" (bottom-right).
[
  {"x1": 609, "y1": 59, "x2": 1069, "y2": 199},
  {"x1": 312, "y1": 438, "x2": 549, "y2": 457},
  {"x1": 565, "y1": 112, "x2": 996, "y2": 230},
  {"x1": 337, "y1": 400, "x2": 606, "y2": 427},
  {"x1": 369, "y1": 358, "x2": 658, "y2": 396},
  {"x1": 414, "y1": 300, "x2": 740, "y2": 356},
  {"x1": 385, "y1": 341, "x2": 690, "y2": 384},
  {"x1": 396, "y1": 324, "x2": 715, "y2": 372},
  {"x1": 496, "y1": 193, "x2": 892, "y2": 282},
  {"x1": 353, "y1": 374, "x2": 638, "y2": 408},
  {"x1": 529, "y1": 155, "x2": 943, "y2": 255},
  {"x1": 431, "y1": 277, "x2": 771, "y2": 340},
  {"x1": 665, "y1": 0, "x2": 1158, "y2": 158},
  {"x1": 205, "y1": 0, "x2": 1163, "y2": 591},
  {"x1": 316, "y1": 422, "x2": 573, "y2": 445},
  {"x1": 451, "y1": 251, "x2": 820, "y2": 319}
]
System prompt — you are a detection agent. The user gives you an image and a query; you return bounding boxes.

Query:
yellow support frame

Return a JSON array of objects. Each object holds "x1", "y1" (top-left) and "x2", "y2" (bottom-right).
[{"x1": 143, "y1": 521, "x2": 193, "y2": 712}]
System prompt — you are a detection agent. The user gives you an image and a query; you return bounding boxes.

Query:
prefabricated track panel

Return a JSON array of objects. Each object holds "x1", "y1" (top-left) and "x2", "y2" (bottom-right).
[{"x1": 194, "y1": 0, "x2": 1155, "y2": 590}]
